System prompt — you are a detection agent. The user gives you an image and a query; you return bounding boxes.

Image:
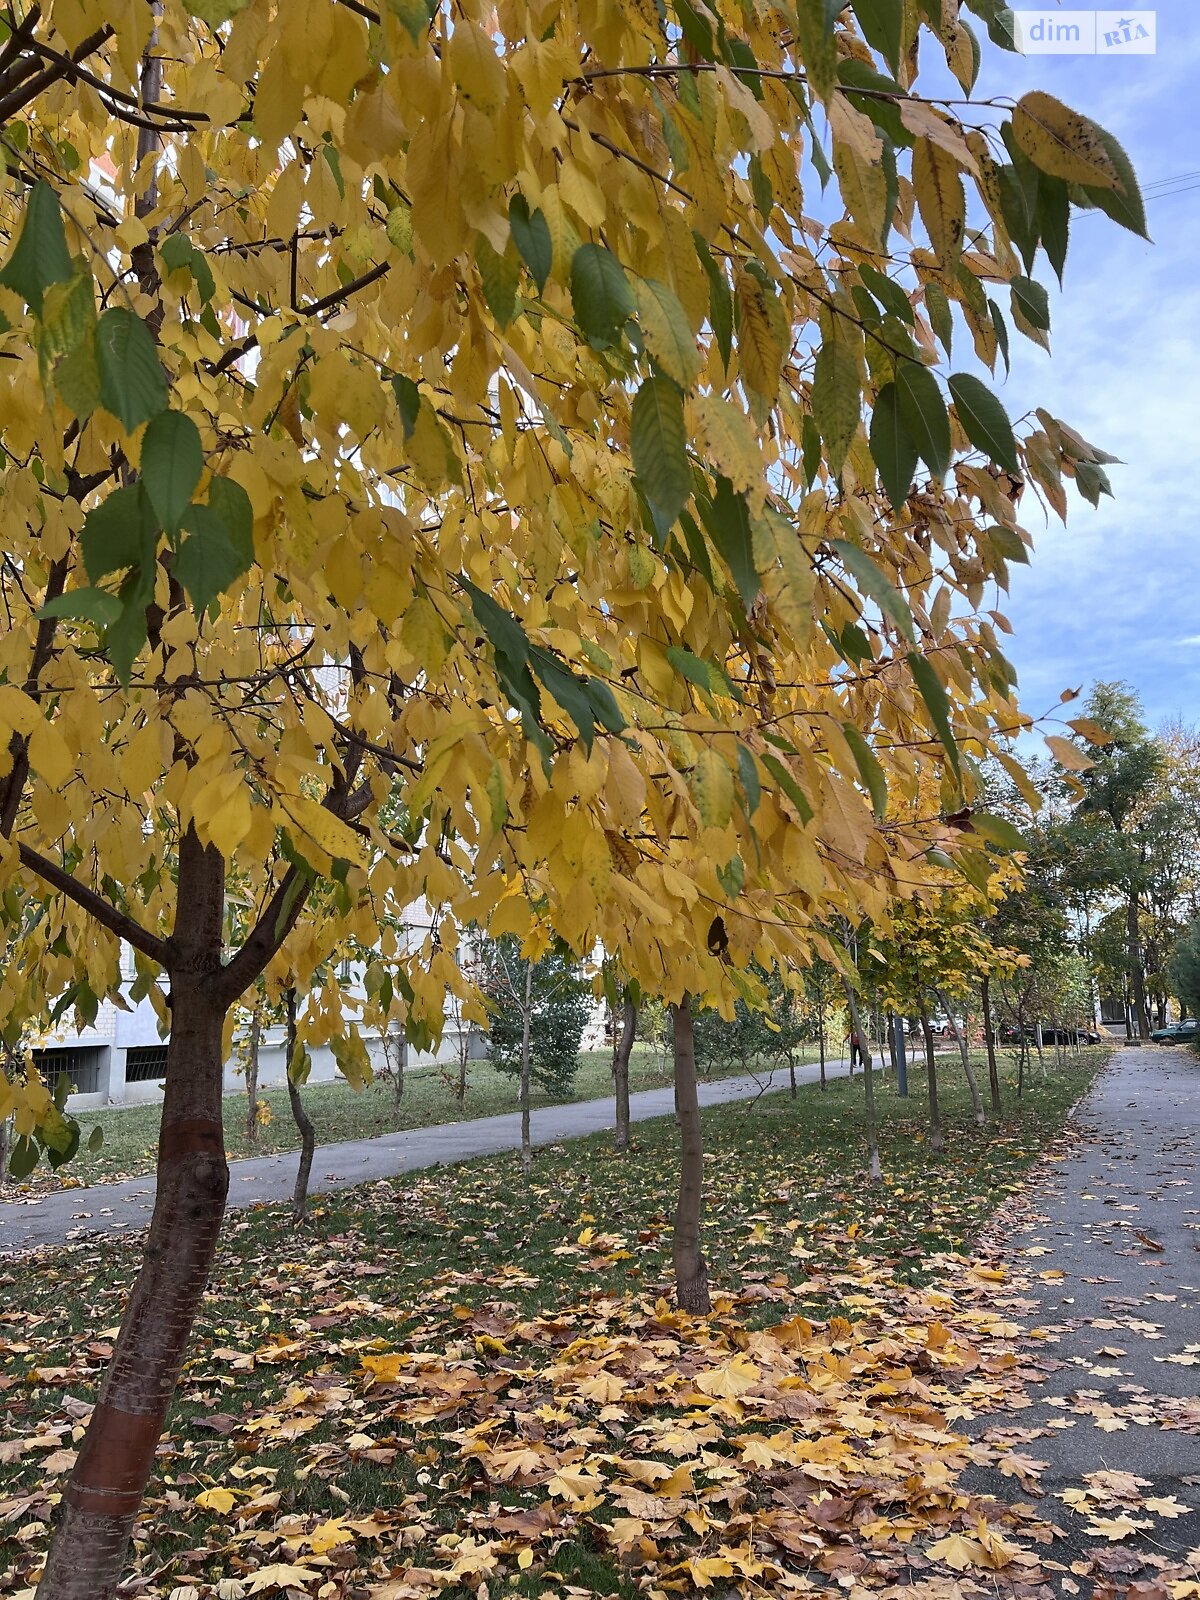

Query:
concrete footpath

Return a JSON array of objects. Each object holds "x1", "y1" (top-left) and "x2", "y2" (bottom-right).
[
  {"x1": 966, "y1": 1046, "x2": 1200, "y2": 1567},
  {"x1": 0, "y1": 1055, "x2": 856, "y2": 1255}
]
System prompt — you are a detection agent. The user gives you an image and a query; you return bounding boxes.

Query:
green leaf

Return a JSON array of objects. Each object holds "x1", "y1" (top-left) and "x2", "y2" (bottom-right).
[
  {"x1": 1011, "y1": 274, "x2": 1050, "y2": 331},
  {"x1": 634, "y1": 277, "x2": 701, "y2": 387},
  {"x1": 509, "y1": 195, "x2": 552, "y2": 294},
  {"x1": 717, "y1": 853, "x2": 745, "y2": 899},
  {"x1": 1035, "y1": 173, "x2": 1070, "y2": 284},
  {"x1": 0, "y1": 180, "x2": 73, "y2": 315},
  {"x1": 38, "y1": 588, "x2": 123, "y2": 626},
  {"x1": 630, "y1": 376, "x2": 690, "y2": 534},
  {"x1": 761, "y1": 753, "x2": 814, "y2": 825},
  {"x1": 947, "y1": 372, "x2": 1019, "y2": 473},
  {"x1": 6, "y1": 1134, "x2": 38, "y2": 1181},
  {"x1": 385, "y1": 202, "x2": 413, "y2": 254},
  {"x1": 666, "y1": 645, "x2": 733, "y2": 698},
  {"x1": 700, "y1": 476, "x2": 758, "y2": 609},
  {"x1": 1076, "y1": 123, "x2": 1149, "y2": 240},
  {"x1": 159, "y1": 233, "x2": 216, "y2": 303},
  {"x1": 869, "y1": 380, "x2": 917, "y2": 509},
  {"x1": 392, "y1": 374, "x2": 421, "y2": 439},
  {"x1": 985, "y1": 523, "x2": 1030, "y2": 564},
  {"x1": 174, "y1": 505, "x2": 250, "y2": 613},
  {"x1": 851, "y1": 0, "x2": 903, "y2": 72},
  {"x1": 811, "y1": 330, "x2": 861, "y2": 476},
  {"x1": 476, "y1": 234, "x2": 520, "y2": 329},
  {"x1": 96, "y1": 307, "x2": 168, "y2": 431},
  {"x1": 461, "y1": 577, "x2": 551, "y2": 766},
  {"x1": 843, "y1": 723, "x2": 888, "y2": 820},
  {"x1": 859, "y1": 263, "x2": 913, "y2": 324},
  {"x1": 87, "y1": 1123, "x2": 104, "y2": 1152},
  {"x1": 793, "y1": 0, "x2": 840, "y2": 99},
  {"x1": 908, "y1": 650, "x2": 962, "y2": 788},
  {"x1": 895, "y1": 358, "x2": 950, "y2": 479},
  {"x1": 736, "y1": 742, "x2": 761, "y2": 815},
  {"x1": 80, "y1": 483, "x2": 157, "y2": 582},
  {"x1": 694, "y1": 232, "x2": 733, "y2": 371},
  {"x1": 140, "y1": 410, "x2": 203, "y2": 536},
  {"x1": 831, "y1": 538, "x2": 915, "y2": 643},
  {"x1": 988, "y1": 297, "x2": 1011, "y2": 376},
  {"x1": 207, "y1": 476, "x2": 255, "y2": 567},
  {"x1": 971, "y1": 811, "x2": 1026, "y2": 851},
  {"x1": 569, "y1": 243, "x2": 635, "y2": 350},
  {"x1": 387, "y1": 0, "x2": 436, "y2": 43},
  {"x1": 925, "y1": 281, "x2": 953, "y2": 357}
]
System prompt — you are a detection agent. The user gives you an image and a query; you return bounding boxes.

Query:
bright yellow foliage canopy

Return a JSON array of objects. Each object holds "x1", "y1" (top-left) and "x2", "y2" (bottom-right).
[{"x1": 0, "y1": 0, "x2": 1138, "y2": 1143}]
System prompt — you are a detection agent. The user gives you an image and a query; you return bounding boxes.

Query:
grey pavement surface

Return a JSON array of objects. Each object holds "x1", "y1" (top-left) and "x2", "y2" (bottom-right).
[
  {"x1": 965, "y1": 1045, "x2": 1200, "y2": 1573},
  {"x1": 0, "y1": 1055, "x2": 857, "y2": 1255}
]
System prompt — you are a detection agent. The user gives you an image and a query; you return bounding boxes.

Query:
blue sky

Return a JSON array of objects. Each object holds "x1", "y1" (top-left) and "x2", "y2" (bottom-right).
[{"x1": 960, "y1": 2, "x2": 1200, "y2": 731}]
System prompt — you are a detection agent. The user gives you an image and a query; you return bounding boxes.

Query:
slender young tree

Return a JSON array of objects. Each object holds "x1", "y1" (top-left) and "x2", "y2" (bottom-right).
[{"x1": 671, "y1": 995, "x2": 710, "y2": 1314}]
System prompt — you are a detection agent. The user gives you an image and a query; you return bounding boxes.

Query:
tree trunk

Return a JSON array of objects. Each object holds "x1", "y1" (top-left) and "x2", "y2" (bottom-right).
[
  {"x1": 893, "y1": 1013, "x2": 909, "y2": 1098},
  {"x1": 285, "y1": 988, "x2": 315, "y2": 1225},
  {"x1": 919, "y1": 1010, "x2": 945, "y2": 1153},
  {"x1": 1034, "y1": 1021, "x2": 1046, "y2": 1078},
  {"x1": 843, "y1": 982, "x2": 881, "y2": 1183},
  {"x1": 887, "y1": 1010, "x2": 899, "y2": 1075},
  {"x1": 671, "y1": 994, "x2": 710, "y2": 1313},
  {"x1": 519, "y1": 957, "x2": 533, "y2": 1177},
  {"x1": 0, "y1": 1111, "x2": 10, "y2": 1183},
  {"x1": 455, "y1": 1035, "x2": 466, "y2": 1104},
  {"x1": 788, "y1": 1054, "x2": 797, "y2": 1098},
  {"x1": 818, "y1": 1004, "x2": 826, "y2": 1090},
  {"x1": 393, "y1": 1031, "x2": 406, "y2": 1105},
  {"x1": 612, "y1": 993, "x2": 636, "y2": 1152},
  {"x1": 244, "y1": 999, "x2": 263, "y2": 1143},
  {"x1": 982, "y1": 976, "x2": 1002, "y2": 1120},
  {"x1": 38, "y1": 835, "x2": 228, "y2": 1600},
  {"x1": 937, "y1": 988, "x2": 985, "y2": 1126},
  {"x1": 1128, "y1": 893, "x2": 1150, "y2": 1040}
]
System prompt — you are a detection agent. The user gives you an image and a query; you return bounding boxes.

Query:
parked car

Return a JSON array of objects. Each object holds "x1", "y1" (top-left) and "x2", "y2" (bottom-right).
[
  {"x1": 999, "y1": 1023, "x2": 1100, "y2": 1046},
  {"x1": 1150, "y1": 1019, "x2": 1198, "y2": 1045}
]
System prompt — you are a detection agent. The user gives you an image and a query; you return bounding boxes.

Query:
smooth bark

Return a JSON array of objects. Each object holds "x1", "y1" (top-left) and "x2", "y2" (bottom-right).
[
  {"x1": 843, "y1": 982, "x2": 882, "y2": 1183},
  {"x1": 1127, "y1": 893, "x2": 1150, "y2": 1040},
  {"x1": 244, "y1": 999, "x2": 263, "y2": 1143},
  {"x1": 671, "y1": 995, "x2": 710, "y2": 1313},
  {"x1": 919, "y1": 1010, "x2": 945, "y2": 1153},
  {"x1": 285, "y1": 988, "x2": 316, "y2": 1224},
  {"x1": 937, "y1": 988, "x2": 985, "y2": 1126},
  {"x1": 612, "y1": 993, "x2": 636, "y2": 1152},
  {"x1": 519, "y1": 957, "x2": 533, "y2": 1177},
  {"x1": 817, "y1": 1004, "x2": 826, "y2": 1090},
  {"x1": 38, "y1": 834, "x2": 228, "y2": 1600},
  {"x1": 982, "y1": 976, "x2": 1002, "y2": 1119}
]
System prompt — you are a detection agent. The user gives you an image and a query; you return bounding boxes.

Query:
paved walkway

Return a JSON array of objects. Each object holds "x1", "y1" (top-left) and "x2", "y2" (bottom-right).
[
  {"x1": 0, "y1": 1055, "x2": 857, "y2": 1255},
  {"x1": 966, "y1": 1046, "x2": 1200, "y2": 1569}
]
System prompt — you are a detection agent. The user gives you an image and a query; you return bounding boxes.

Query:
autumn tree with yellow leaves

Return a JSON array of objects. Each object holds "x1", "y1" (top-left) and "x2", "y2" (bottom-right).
[{"x1": 0, "y1": 0, "x2": 1143, "y2": 1592}]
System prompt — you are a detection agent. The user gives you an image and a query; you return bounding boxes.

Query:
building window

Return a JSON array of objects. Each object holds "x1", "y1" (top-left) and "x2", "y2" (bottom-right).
[
  {"x1": 33, "y1": 1047, "x2": 103, "y2": 1096},
  {"x1": 125, "y1": 1046, "x2": 169, "y2": 1083}
]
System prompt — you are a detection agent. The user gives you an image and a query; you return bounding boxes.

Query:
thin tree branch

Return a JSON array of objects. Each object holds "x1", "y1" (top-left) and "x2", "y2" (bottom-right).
[{"x1": 18, "y1": 844, "x2": 169, "y2": 966}]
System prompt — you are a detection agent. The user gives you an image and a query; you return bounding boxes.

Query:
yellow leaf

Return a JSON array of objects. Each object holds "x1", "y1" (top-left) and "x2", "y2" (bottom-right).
[
  {"x1": 28, "y1": 719, "x2": 75, "y2": 790},
  {"x1": 283, "y1": 794, "x2": 369, "y2": 868},
  {"x1": 1012, "y1": 91, "x2": 1122, "y2": 191},
  {"x1": 912, "y1": 138, "x2": 965, "y2": 262},
  {"x1": 695, "y1": 1355, "x2": 759, "y2": 1399},
  {"x1": 195, "y1": 1485, "x2": 239, "y2": 1514},
  {"x1": 690, "y1": 748, "x2": 734, "y2": 829},
  {"x1": 449, "y1": 20, "x2": 507, "y2": 111},
  {"x1": 1045, "y1": 734, "x2": 1094, "y2": 772}
]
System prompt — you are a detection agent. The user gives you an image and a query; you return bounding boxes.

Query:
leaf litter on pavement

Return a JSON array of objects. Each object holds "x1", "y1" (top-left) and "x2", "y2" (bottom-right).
[{"x1": 1, "y1": 1057, "x2": 1198, "y2": 1599}]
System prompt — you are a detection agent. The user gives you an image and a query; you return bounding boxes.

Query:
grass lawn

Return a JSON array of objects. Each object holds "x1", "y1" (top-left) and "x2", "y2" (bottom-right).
[
  {"x1": 14, "y1": 1042, "x2": 828, "y2": 1191},
  {"x1": 0, "y1": 1048, "x2": 1107, "y2": 1599}
]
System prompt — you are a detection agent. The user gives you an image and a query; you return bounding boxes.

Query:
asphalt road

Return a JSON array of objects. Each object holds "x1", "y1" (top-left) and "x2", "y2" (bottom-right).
[
  {"x1": 0, "y1": 1055, "x2": 857, "y2": 1255},
  {"x1": 964, "y1": 1045, "x2": 1200, "y2": 1570}
]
